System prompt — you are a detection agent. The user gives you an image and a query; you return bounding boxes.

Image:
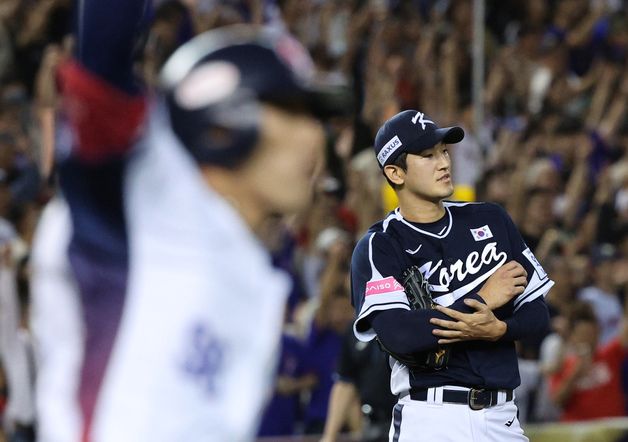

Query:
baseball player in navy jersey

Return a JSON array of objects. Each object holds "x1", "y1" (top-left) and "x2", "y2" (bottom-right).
[
  {"x1": 351, "y1": 110, "x2": 553, "y2": 442},
  {"x1": 29, "y1": 1, "x2": 350, "y2": 441}
]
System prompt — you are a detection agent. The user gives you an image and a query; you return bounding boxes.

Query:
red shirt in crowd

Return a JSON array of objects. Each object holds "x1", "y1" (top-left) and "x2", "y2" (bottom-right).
[{"x1": 550, "y1": 338, "x2": 626, "y2": 421}]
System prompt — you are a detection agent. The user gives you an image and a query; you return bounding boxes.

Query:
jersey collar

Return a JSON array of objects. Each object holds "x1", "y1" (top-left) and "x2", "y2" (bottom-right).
[{"x1": 393, "y1": 206, "x2": 453, "y2": 239}]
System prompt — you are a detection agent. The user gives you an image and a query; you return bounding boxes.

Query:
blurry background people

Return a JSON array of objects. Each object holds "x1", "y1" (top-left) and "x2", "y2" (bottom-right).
[
  {"x1": 257, "y1": 323, "x2": 317, "y2": 438},
  {"x1": 320, "y1": 326, "x2": 396, "y2": 442},
  {"x1": 549, "y1": 300, "x2": 628, "y2": 421},
  {"x1": 0, "y1": 0, "x2": 624, "y2": 439},
  {"x1": 301, "y1": 240, "x2": 354, "y2": 435},
  {"x1": 577, "y1": 244, "x2": 623, "y2": 345},
  {"x1": 0, "y1": 245, "x2": 35, "y2": 442}
]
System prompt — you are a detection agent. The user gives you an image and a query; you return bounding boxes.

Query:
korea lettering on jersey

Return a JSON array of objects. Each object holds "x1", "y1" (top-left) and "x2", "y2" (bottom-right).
[{"x1": 352, "y1": 202, "x2": 554, "y2": 342}]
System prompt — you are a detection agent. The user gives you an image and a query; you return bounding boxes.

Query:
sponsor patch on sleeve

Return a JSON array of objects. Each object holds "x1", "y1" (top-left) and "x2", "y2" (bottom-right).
[
  {"x1": 522, "y1": 247, "x2": 547, "y2": 279},
  {"x1": 365, "y1": 276, "x2": 403, "y2": 296}
]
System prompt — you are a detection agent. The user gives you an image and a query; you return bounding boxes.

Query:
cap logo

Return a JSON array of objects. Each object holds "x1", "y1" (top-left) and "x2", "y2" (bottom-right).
[
  {"x1": 175, "y1": 61, "x2": 240, "y2": 110},
  {"x1": 411, "y1": 111, "x2": 434, "y2": 130},
  {"x1": 377, "y1": 135, "x2": 402, "y2": 165}
]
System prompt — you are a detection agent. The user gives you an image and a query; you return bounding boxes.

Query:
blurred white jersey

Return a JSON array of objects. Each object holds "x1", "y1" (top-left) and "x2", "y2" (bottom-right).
[
  {"x1": 0, "y1": 265, "x2": 36, "y2": 430},
  {"x1": 31, "y1": 109, "x2": 290, "y2": 442}
]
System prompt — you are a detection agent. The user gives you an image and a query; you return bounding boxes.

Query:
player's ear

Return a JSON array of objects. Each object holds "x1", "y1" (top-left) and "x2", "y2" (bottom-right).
[{"x1": 383, "y1": 164, "x2": 405, "y2": 186}]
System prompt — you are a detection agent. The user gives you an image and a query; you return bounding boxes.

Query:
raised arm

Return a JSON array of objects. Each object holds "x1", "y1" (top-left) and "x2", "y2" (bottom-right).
[
  {"x1": 58, "y1": 0, "x2": 151, "y2": 163},
  {"x1": 74, "y1": 0, "x2": 150, "y2": 92}
]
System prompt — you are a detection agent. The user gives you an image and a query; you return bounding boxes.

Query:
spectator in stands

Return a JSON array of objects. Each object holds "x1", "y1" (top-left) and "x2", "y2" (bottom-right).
[
  {"x1": 549, "y1": 300, "x2": 627, "y2": 421},
  {"x1": 534, "y1": 300, "x2": 587, "y2": 422},
  {"x1": 0, "y1": 245, "x2": 35, "y2": 442},
  {"x1": 578, "y1": 244, "x2": 623, "y2": 346},
  {"x1": 257, "y1": 326, "x2": 317, "y2": 438},
  {"x1": 302, "y1": 239, "x2": 354, "y2": 435},
  {"x1": 320, "y1": 325, "x2": 395, "y2": 442}
]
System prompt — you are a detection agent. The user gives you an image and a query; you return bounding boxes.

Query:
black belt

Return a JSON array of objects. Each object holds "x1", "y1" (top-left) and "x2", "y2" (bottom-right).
[{"x1": 409, "y1": 387, "x2": 513, "y2": 410}]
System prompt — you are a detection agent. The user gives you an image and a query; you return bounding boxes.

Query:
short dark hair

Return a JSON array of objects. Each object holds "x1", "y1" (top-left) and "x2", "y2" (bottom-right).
[
  {"x1": 566, "y1": 301, "x2": 597, "y2": 332},
  {"x1": 384, "y1": 152, "x2": 408, "y2": 190}
]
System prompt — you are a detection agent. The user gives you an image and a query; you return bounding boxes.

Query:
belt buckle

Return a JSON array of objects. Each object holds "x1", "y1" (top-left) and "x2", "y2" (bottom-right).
[{"x1": 468, "y1": 388, "x2": 487, "y2": 410}]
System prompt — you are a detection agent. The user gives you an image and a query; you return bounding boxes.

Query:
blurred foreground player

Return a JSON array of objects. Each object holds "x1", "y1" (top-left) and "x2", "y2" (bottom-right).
[{"x1": 29, "y1": 0, "x2": 350, "y2": 441}]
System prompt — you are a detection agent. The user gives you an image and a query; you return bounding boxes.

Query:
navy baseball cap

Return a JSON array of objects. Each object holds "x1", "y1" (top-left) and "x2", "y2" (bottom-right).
[
  {"x1": 374, "y1": 110, "x2": 465, "y2": 168},
  {"x1": 160, "y1": 25, "x2": 352, "y2": 166}
]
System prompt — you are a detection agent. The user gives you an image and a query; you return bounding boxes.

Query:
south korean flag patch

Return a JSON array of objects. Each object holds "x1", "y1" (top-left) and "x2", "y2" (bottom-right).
[{"x1": 470, "y1": 225, "x2": 493, "y2": 241}]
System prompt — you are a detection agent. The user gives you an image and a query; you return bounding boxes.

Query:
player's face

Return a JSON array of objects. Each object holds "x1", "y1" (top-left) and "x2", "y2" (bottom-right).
[
  {"x1": 239, "y1": 104, "x2": 325, "y2": 215},
  {"x1": 403, "y1": 144, "x2": 454, "y2": 202}
]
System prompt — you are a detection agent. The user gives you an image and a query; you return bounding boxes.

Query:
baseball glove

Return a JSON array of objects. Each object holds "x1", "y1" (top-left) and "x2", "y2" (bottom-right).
[{"x1": 377, "y1": 265, "x2": 450, "y2": 371}]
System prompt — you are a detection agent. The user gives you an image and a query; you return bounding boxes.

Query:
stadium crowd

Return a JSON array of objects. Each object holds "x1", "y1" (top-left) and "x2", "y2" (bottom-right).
[{"x1": 0, "y1": 0, "x2": 626, "y2": 441}]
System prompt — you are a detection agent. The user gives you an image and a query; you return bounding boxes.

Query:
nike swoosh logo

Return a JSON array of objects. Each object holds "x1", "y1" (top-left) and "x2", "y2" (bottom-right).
[
  {"x1": 505, "y1": 416, "x2": 516, "y2": 427},
  {"x1": 405, "y1": 244, "x2": 422, "y2": 255}
]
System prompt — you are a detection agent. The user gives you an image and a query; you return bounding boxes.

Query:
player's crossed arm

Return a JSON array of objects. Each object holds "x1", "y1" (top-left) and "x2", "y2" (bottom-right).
[
  {"x1": 430, "y1": 300, "x2": 506, "y2": 344},
  {"x1": 352, "y1": 233, "x2": 531, "y2": 351},
  {"x1": 430, "y1": 260, "x2": 528, "y2": 344},
  {"x1": 476, "y1": 260, "x2": 528, "y2": 309}
]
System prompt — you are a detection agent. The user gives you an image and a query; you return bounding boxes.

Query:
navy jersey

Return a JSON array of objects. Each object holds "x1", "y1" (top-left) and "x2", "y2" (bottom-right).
[{"x1": 350, "y1": 202, "x2": 553, "y2": 393}]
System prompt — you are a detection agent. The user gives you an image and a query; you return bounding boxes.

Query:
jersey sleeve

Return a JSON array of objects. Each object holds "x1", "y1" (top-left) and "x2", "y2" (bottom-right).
[
  {"x1": 58, "y1": 0, "x2": 150, "y2": 164},
  {"x1": 58, "y1": 62, "x2": 147, "y2": 163},
  {"x1": 351, "y1": 232, "x2": 409, "y2": 342},
  {"x1": 498, "y1": 205, "x2": 554, "y2": 312}
]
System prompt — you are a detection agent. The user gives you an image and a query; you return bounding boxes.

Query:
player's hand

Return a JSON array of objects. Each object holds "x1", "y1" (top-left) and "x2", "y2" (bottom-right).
[
  {"x1": 430, "y1": 299, "x2": 507, "y2": 344},
  {"x1": 477, "y1": 260, "x2": 527, "y2": 310}
]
